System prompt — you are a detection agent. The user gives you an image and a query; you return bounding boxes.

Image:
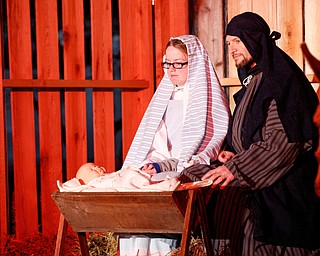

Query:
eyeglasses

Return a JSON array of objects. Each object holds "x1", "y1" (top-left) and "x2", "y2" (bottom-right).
[{"x1": 161, "y1": 61, "x2": 188, "y2": 69}]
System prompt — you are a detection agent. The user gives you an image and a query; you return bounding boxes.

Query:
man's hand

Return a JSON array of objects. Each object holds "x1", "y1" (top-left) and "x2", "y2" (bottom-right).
[
  {"x1": 218, "y1": 150, "x2": 235, "y2": 163},
  {"x1": 201, "y1": 165, "x2": 234, "y2": 189}
]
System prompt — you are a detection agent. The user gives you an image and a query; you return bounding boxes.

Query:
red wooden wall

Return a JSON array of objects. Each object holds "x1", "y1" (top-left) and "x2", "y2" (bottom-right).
[
  {"x1": 0, "y1": 3, "x2": 7, "y2": 250},
  {"x1": 1, "y1": 0, "x2": 319, "y2": 253},
  {"x1": 0, "y1": 0, "x2": 189, "y2": 251}
]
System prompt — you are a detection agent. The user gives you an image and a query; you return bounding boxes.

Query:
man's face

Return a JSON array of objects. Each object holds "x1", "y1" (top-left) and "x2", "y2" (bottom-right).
[{"x1": 226, "y1": 35, "x2": 254, "y2": 69}]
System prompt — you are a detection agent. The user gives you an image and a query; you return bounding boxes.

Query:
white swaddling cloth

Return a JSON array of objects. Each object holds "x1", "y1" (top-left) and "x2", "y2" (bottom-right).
[{"x1": 57, "y1": 167, "x2": 180, "y2": 192}]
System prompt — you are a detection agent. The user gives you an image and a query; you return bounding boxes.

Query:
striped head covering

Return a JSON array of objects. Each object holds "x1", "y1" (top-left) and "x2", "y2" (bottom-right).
[{"x1": 123, "y1": 35, "x2": 230, "y2": 172}]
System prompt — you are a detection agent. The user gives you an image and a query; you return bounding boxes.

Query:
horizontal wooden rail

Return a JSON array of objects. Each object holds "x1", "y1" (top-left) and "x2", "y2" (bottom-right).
[
  {"x1": 220, "y1": 74, "x2": 319, "y2": 87},
  {"x1": 1, "y1": 79, "x2": 149, "y2": 90},
  {"x1": 2, "y1": 75, "x2": 317, "y2": 89}
]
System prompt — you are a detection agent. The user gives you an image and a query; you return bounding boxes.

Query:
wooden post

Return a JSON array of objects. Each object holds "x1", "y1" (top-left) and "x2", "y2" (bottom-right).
[{"x1": 54, "y1": 214, "x2": 69, "y2": 256}]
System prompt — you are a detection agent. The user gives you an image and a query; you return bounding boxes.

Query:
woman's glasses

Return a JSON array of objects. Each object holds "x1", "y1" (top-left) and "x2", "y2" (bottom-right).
[{"x1": 161, "y1": 61, "x2": 188, "y2": 69}]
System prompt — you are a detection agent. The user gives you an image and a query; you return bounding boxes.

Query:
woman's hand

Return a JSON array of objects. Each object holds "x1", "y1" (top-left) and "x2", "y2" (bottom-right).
[{"x1": 141, "y1": 163, "x2": 157, "y2": 175}]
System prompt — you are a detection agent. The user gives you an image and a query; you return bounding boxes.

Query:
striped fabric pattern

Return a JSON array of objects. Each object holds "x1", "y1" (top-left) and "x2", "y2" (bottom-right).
[{"x1": 123, "y1": 35, "x2": 230, "y2": 172}]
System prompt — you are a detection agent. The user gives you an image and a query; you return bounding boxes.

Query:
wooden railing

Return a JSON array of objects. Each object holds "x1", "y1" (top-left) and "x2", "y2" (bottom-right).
[
  {"x1": 0, "y1": 79, "x2": 148, "y2": 249},
  {"x1": 220, "y1": 74, "x2": 319, "y2": 112}
]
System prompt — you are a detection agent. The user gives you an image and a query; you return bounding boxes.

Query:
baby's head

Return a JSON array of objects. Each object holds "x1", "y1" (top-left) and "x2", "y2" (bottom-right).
[{"x1": 76, "y1": 162, "x2": 106, "y2": 184}]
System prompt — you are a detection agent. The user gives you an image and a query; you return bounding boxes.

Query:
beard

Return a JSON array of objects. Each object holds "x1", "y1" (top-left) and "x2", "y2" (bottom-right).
[{"x1": 235, "y1": 55, "x2": 254, "y2": 69}]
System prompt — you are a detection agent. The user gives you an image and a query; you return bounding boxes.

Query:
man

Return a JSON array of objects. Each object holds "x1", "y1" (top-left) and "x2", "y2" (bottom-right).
[{"x1": 181, "y1": 12, "x2": 320, "y2": 255}]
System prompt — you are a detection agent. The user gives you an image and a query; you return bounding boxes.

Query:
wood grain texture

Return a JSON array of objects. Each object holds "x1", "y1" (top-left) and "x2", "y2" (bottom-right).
[
  {"x1": 35, "y1": 0, "x2": 62, "y2": 235},
  {"x1": 7, "y1": 0, "x2": 38, "y2": 238},
  {"x1": 119, "y1": 0, "x2": 155, "y2": 160},
  {"x1": 277, "y1": 0, "x2": 304, "y2": 68},
  {"x1": 226, "y1": 0, "x2": 252, "y2": 112},
  {"x1": 2, "y1": 79, "x2": 148, "y2": 89},
  {"x1": 304, "y1": 0, "x2": 320, "y2": 75},
  {"x1": 0, "y1": 3, "x2": 7, "y2": 251},
  {"x1": 154, "y1": 0, "x2": 189, "y2": 88},
  {"x1": 197, "y1": 0, "x2": 225, "y2": 78},
  {"x1": 62, "y1": 0, "x2": 87, "y2": 180},
  {"x1": 91, "y1": 0, "x2": 115, "y2": 172}
]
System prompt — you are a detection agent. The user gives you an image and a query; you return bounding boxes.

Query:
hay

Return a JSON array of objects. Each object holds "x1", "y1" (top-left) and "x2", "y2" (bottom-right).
[
  {"x1": 169, "y1": 236, "x2": 207, "y2": 256},
  {"x1": 3, "y1": 231, "x2": 216, "y2": 256},
  {"x1": 87, "y1": 232, "x2": 118, "y2": 256}
]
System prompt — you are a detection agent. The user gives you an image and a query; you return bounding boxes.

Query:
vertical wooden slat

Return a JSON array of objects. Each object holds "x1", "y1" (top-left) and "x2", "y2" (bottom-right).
[
  {"x1": 119, "y1": 0, "x2": 154, "y2": 159},
  {"x1": 91, "y1": 0, "x2": 115, "y2": 172},
  {"x1": 226, "y1": 0, "x2": 252, "y2": 112},
  {"x1": 0, "y1": 2, "x2": 8, "y2": 250},
  {"x1": 304, "y1": 0, "x2": 320, "y2": 75},
  {"x1": 0, "y1": 87, "x2": 6, "y2": 249},
  {"x1": 154, "y1": 0, "x2": 189, "y2": 87},
  {"x1": 227, "y1": 0, "x2": 253, "y2": 74},
  {"x1": 62, "y1": 0, "x2": 87, "y2": 179},
  {"x1": 252, "y1": 0, "x2": 277, "y2": 30},
  {"x1": 197, "y1": 0, "x2": 225, "y2": 78},
  {"x1": 35, "y1": 0, "x2": 61, "y2": 234},
  {"x1": 276, "y1": 0, "x2": 303, "y2": 68},
  {"x1": 7, "y1": 0, "x2": 38, "y2": 238}
]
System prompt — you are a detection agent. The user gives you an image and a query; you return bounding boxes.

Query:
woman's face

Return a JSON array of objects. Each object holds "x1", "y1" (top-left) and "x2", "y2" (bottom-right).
[{"x1": 164, "y1": 46, "x2": 188, "y2": 86}]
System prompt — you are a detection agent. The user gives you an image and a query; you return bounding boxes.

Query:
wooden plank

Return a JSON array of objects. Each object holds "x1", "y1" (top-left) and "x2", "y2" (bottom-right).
[
  {"x1": 6, "y1": 0, "x2": 38, "y2": 238},
  {"x1": 119, "y1": 0, "x2": 155, "y2": 160},
  {"x1": 227, "y1": 0, "x2": 252, "y2": 112},
  {"x1": 197, "y1": 0, "x2": 225, "y2": 78},
  {"x1": 5, "y1": 74, "x2": 318, "y2": 89},
  {"x1": 0, "y1": 3, "x2": 8, "y2": 250},
  {"x1": 51, "y1": 191, "x2": 185, "y2": 233},
  {"x1": 276, "y1": 0, "x2": 303, "y2": 69},
  {"x1": 91, "y1": 0, "x2": 115, "y2": 172},
  {"x1": 62, "y1": 0, "x2": 87, "y2": 180},
  {"x1": 220, "y1": 74, "x2": 319, "y2": 86},
  {"x1": 35, "y1": 0, "x2": 62, "y2": 235},
  {"x1": 179, "y1": 190, "x2": 196, "y2": 256},
  {"x1": 78, "y1": 232, "x2": 90, "y2": 256},
  {"x1": 304, "y1": 0, "x2": 320, "y2": 75},
  {"x1": 54, "y1": 214, "x2": 69, "y2": 256},
  {"x1": 121, "y1": 0, "x2": 189, "y2": 160},
  {"x1": 252, "y1": 0, "x2": 277, "y2": 31},
  {"x1": 154, "y1": 0, "x2": 189, "y2": 88},
  {"x1": 2, "y1": 79, "x2": 148, "y2": 89}
]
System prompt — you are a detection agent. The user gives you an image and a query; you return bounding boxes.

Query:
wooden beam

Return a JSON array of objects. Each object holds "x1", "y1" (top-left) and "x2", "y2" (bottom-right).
[
  {"x1": 220, "y1": 74, "x2": 319, "y2": 87},
  {"x1": 2, "y1": 79, "x2": 149, "y2": 89}
]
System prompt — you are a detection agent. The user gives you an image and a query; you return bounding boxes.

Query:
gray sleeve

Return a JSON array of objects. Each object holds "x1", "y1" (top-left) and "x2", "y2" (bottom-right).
[
  {"x1": 156, "y1": 158, "x2": 179, "y2": 172},
  {"x1": 224, "y1": 100, "x2": 302, "y2": 190}
]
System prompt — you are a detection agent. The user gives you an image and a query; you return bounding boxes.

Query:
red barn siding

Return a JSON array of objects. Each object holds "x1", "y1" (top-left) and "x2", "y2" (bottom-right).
[{"x1": 0, "y1": 1, "x2": 319, "y2": 253}]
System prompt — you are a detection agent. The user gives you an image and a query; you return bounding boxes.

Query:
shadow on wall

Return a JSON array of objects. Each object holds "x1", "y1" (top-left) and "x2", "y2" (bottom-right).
[{"x1": 301, "y1": 42, "x2": 320, "y2": 197}]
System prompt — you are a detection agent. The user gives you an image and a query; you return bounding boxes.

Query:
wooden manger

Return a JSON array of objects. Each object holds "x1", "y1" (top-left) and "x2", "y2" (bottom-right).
[{"x1": 52, "y1": 185, "x2": 214, "y2": 256}]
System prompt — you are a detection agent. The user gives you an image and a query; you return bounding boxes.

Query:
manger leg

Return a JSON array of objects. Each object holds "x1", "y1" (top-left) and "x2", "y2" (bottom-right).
[
  {"x1": 54, "y1": 213, "x2": 68, "y2": 256},
  {"x1": 78, "y1": 232, "x2": 90, "y2": 256},
  {"x1": 180, "y1": 189, "x2": 197, "y2": 256}
]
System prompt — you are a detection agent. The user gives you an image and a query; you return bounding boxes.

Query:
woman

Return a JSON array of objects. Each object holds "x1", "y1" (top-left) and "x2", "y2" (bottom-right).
[
  {"x1": 120, "y1": 35, "x2": 230, "y2": 256},
  {"x1": 123, "y1": 35, "x2": 230, "y2": 176}
]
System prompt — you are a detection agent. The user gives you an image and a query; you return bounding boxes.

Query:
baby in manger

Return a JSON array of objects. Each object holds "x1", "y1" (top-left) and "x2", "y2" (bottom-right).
[{"x1": 57, "y1": 162, "x2": 181, "y2": 192}]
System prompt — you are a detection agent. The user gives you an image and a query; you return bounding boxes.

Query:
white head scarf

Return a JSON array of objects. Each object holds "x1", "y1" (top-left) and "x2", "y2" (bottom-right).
[{"x1": 123, "y1": 35, "x2": 230, "y2": 171}]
